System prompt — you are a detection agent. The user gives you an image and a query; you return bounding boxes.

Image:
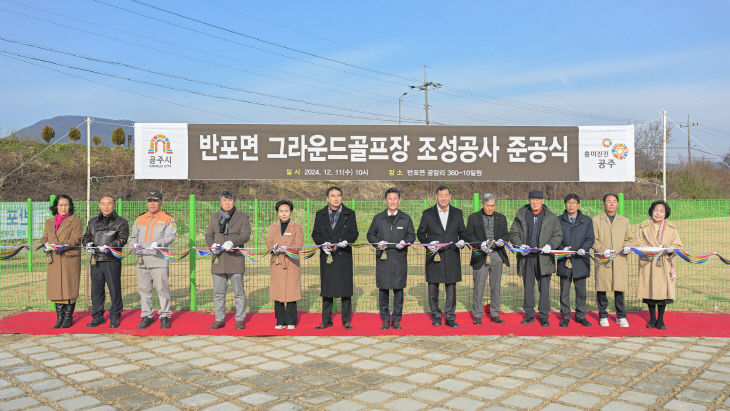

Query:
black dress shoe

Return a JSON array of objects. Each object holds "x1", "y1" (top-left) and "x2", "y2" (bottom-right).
[
  {"x1": 314, "y1": 322, "x2": 333, "y2": 329},
  {"x1": 490, "y1": 316, "x2": 505, "y2": 324},
  {"x1": 539, "y1": 318, "x2": 550, "y2": 327},
  {"x1": 87, "y1": 317, "x2": 106, "y2": 327},
  {"x1": 521, "y1": 316, "x2": 534, "y2": 324},
  {"x1": 446, "y1": 320, "x2": 459, "y2": 328},
  {"x1": 110, "y1": 317, "x2": 121, "y2": 329},
  {"x1": 559, "y1": 318, "x2": 570, "y2": 327},
  {"x1": 576, "y1": 318, "x2": 592, "y2": 327},
  {"x1": 646, "y1": 320, "x2": 656, "y2": 329},
  {"x1": 381, "y1": 321, "x2": 390, "y2": 330},
  {"x1": 656, "y1": 320, "x2": 666, "y2": 330},
  {"x1": 432, "y1": 318, "x2": 442, "y2": 326},
  {"x1": 473, "y1": 318, "x2": 482, "y2": 325},
  {"x1": 391, "y1": 320, "x2": 402, "y2": 330},
  {"x1": 236, "y1": 321, "x2": 245, "y2": 330},
  {"x1": 160, "y1": 317, "x2": 171, "y2": 329},
  {"x1": 343, "y1": 322, "x2": 353, "y2": 329},
  {"x1": 137, "y1": 316, "x2": 155, "y2": 329},
  {"x1": 209, "y1": 321, "x2": 225, "y2": 329}
]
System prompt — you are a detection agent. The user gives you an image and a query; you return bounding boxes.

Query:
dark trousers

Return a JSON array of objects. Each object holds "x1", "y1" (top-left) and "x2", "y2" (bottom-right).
[
  {"x1": 90, "y1": 260, "x2": 123, "y2": 320},
  {"x1": 523, "y1": 257, "x2": 551, "y2": 320},
  {"x1": 274, "y1": 301, "x2": 297, "y2": 326},
  {"x1": 559, "y1": 275, "x2": 587, "y2": 320},
  {"x1": 597, "y1": 291, "x2": 626, "y2": 319},
  {"x1": 322, "y1": 296, "x2": 352, "y2": 324},
  {"x1": 379, "y1": 289, "x2": 404, "y2": 322},
  {"x1": 428, "y1": 283, "x2": 456, "y2": 321}
]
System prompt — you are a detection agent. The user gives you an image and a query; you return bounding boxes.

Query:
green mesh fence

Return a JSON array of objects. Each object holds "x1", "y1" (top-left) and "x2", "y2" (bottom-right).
[{"x1": 1, "y1": 196, "x2": 728, "y2": 314}]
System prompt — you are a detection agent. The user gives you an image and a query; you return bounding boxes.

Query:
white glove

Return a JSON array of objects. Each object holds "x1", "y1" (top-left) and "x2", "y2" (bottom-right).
[
  {"x1": 98, "y1": 245, "x2": 108, "y2": 253},
  {"x1": 322, "y1": 242, "x2": 332, "y2": 253},
  {"x1": 43, "y1": 242, "x2": 52, "y2": 252},
  {"x1": 337, "y1": 240, "x2": 348, "y2": 248},
  {"x1": 396, "y1": 240, "x2": 406, "y2": 250},
  {"x1": 132, "y1": 243, "x2": 142, "y2": 255},
  {"x1": 455, "y1": 240, "x2": 466, "y2": 249},
  {"x1": 541, "y1": 244, "x2": 552, "y2": 254},
  {"x1": 495, "y1": 239, "x2": 505, "y2": 247},
  {"x1": 377, "y1": 241, "x2": 387, "y2": 250},
  {"x1": 222, "y1": 241, "x2": 234, "y2": 251},
  {"x1": 665, "y1": 247, "x2": 675, "y2": 254},
  {"x1": 622, "y1": 246, "x2": 631, "y2": 255},
  {"x1": 428, "y1": 240, "x2": 439, "y2": 252},
  {"x1": 85, "y1": 242, "x2": 95, "y2": 254},
  {"x1": 603, "y1": 249, "x2": 613, "y2": 257},
  {"x1": 480, "y1": 241, "x2": 488, "y2": 252},
  {"x1": 149, "y1": 241, "x2": 158, "y2": 250},
  {"x1": 520, "y1": 244, "x2": 530, "y2": 256},
  {"x1": 577, "y1": 249, "x2": 586, "y2": 256},
  {"x1": 211, "y1": 243, "x2": 221, "y2": 255},
  {"x1": 271, "y1": 243, "x2": 279, "y2": 254}
]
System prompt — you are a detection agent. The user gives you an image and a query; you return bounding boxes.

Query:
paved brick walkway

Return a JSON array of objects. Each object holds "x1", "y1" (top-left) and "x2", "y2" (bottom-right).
[{"x1": 1, "y1": 332, "x2": 729, "y2": 410}]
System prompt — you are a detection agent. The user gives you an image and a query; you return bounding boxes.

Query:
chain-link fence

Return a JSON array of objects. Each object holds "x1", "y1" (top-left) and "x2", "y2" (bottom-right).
[{"x1": 1, "y1": 196, "x2": 728, "y2": 314}]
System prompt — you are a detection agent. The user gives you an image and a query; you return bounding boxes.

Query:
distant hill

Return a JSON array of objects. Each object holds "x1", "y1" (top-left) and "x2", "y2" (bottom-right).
[{"x1": 2, "y1": 115, "x2": 135, "y2": 148}]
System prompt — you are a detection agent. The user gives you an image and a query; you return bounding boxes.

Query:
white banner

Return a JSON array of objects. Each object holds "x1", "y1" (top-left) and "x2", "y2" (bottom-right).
[
  {"x1": 578, "y1": 125, "x2": 635, "y2": 182},
  {"x1": 134, "y1": 123, "x2": 189, "y2": 180}
]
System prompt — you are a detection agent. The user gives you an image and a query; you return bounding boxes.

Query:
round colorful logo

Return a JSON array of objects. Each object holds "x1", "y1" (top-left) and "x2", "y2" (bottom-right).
[
  {"x1": 602, "y1": 138, "x2": 613, "y2": 148},
  {"x1": 611, "y1": 143, "x2": 629, "y2": 160}
]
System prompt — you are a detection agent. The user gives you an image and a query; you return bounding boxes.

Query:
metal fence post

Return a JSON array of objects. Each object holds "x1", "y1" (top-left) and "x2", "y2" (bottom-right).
[
  {"x1": 253, "y1": 198, "x2": 259, "y2": 250},
  {"x1": 26, "y1": 198, "x2": 32, "y2": 274},
  {"x1": 306, "y1": 199, "x2": 311, "y2": 247},
  {"x1": 49, "y1": 195, "x2": 55, "y2": 311},
  {"x1": 189, "y1": 194, "x2": 196, "y2": 311},
  {"x1": 473, "y1": 192, "x2": 479, "y2": 213},
  {"x1": 618, "y1": 192, "x2": 625, "y2": 216}
]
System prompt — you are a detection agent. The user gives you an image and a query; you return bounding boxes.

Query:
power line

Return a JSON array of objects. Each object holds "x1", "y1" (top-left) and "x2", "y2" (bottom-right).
[
  {"x1": 0, "y1": 49, "x2": 418, "y2": 123},
  {"x1": 0, "y1": 2, "x2": 398, "y2": 104},
  {"x1": 0, "y1": 52, "x2": 253, "y2": 123},
  {"x1": 0, "y1": 36, "x2": 425, "y2": 123}
]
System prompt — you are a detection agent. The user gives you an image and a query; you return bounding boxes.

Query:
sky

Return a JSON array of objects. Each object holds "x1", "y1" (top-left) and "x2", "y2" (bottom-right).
[{"x1": 0, "y1": 0, "x2": 729, "y2": 161}]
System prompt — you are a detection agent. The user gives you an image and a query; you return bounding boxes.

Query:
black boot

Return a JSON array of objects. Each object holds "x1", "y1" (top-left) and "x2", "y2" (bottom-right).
[
  {"x1": 646, "y1": 304, "x2": 656, "y2": 328},
  {"x1": 53, "y1": 303, "x2": 64, "y2": 328},
  {"x1": 60, "y1": 303, "x2": 75, "y2": 328},
  {"x1": 656, "y1": 304, "x2": 667, "y2": 330}
]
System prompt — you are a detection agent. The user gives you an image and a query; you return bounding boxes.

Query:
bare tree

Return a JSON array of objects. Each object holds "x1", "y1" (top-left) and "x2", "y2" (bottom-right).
[{"x1": 634, "y1": 120, "x2": 672, "y2": 173}]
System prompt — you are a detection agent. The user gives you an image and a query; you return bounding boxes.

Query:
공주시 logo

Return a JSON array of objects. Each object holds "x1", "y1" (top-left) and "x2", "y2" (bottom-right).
[{"x1": 148, "y1": 134, "x2": 173, "y2": 155}]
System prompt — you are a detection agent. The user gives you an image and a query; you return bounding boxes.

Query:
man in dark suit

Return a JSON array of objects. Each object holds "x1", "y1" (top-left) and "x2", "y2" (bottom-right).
[
  {"x1": 311, "y1": 186, "x2": 359, "y2": 329},
  {"x1": 464, "y1": 193, "x2": 510, "y2": 325},
  {"x1": 367, "y1": 187, "x2": 416, "y2": 330},
  {"x1": 416, "y1": 186, "x2": 467, "y2": 327}
]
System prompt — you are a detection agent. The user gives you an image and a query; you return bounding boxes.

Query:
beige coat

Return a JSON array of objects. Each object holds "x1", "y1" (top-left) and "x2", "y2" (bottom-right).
[
  {"x1": 40, "y1": 216, "x2": 82, "y2": 302},
  {"x1": 591, "y1": 213, "x2": 634, "y2": 292},
  {"x1": 266, "y1": 221, "x2": 303, "y2": 302},
  {"x1": 635, "y1": 219, "x2": 683, "y2": 301}
]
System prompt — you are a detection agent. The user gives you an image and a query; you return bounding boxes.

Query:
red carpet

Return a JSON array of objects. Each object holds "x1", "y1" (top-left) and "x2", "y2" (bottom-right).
[{"x1": 1, "y1": 308, "x2": 728, "y2": 337}]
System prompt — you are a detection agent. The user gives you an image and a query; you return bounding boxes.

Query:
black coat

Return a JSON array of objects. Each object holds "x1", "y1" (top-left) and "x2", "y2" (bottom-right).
[
  {"x1": 82, "y1": 212, "x2": 129, "y2": 262},
  {"x1": 464, "y1": 210, "x2": 511, "y2": 269},
  {"x1": 311, "y1": 205, "x2": 359, "y2": 297},
  {"x1": 416, "y1": 205, "x2": 466, "y2": 284},
  {"x1": 557, "y1": 210, "x2": 595, "y2": 278},
  {"x1": 366, "y1": 210, "x2": 416, "y2": 290}
]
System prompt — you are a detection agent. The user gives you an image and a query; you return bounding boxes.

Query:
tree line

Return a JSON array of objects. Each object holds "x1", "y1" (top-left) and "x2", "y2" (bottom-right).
[{"x1": 42, "y1": 125, "x2": 127, "y2": 147}]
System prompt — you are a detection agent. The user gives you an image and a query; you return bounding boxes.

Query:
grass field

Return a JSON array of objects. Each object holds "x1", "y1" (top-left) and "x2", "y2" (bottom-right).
[{"x1": 2, "y1": 215, "x2": 728, "y2": 315}]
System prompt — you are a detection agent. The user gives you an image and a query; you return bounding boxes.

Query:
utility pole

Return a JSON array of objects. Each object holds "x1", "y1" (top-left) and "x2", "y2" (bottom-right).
[
  {"x1": 86, "y1": 116, "x2": 91, "y2": 222},
  {"x1": 398, "y1": 91, "x2": 408, "y2": 125},
  {"x1": 679, "y1": 115, "x2": 699, "y2": 166},
  {"x1": 662, "y1": 110, "x2": 667, "y2": 202},
  {"x1": 410, "y1": 66, "x2": 441, "y2": 125}
]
